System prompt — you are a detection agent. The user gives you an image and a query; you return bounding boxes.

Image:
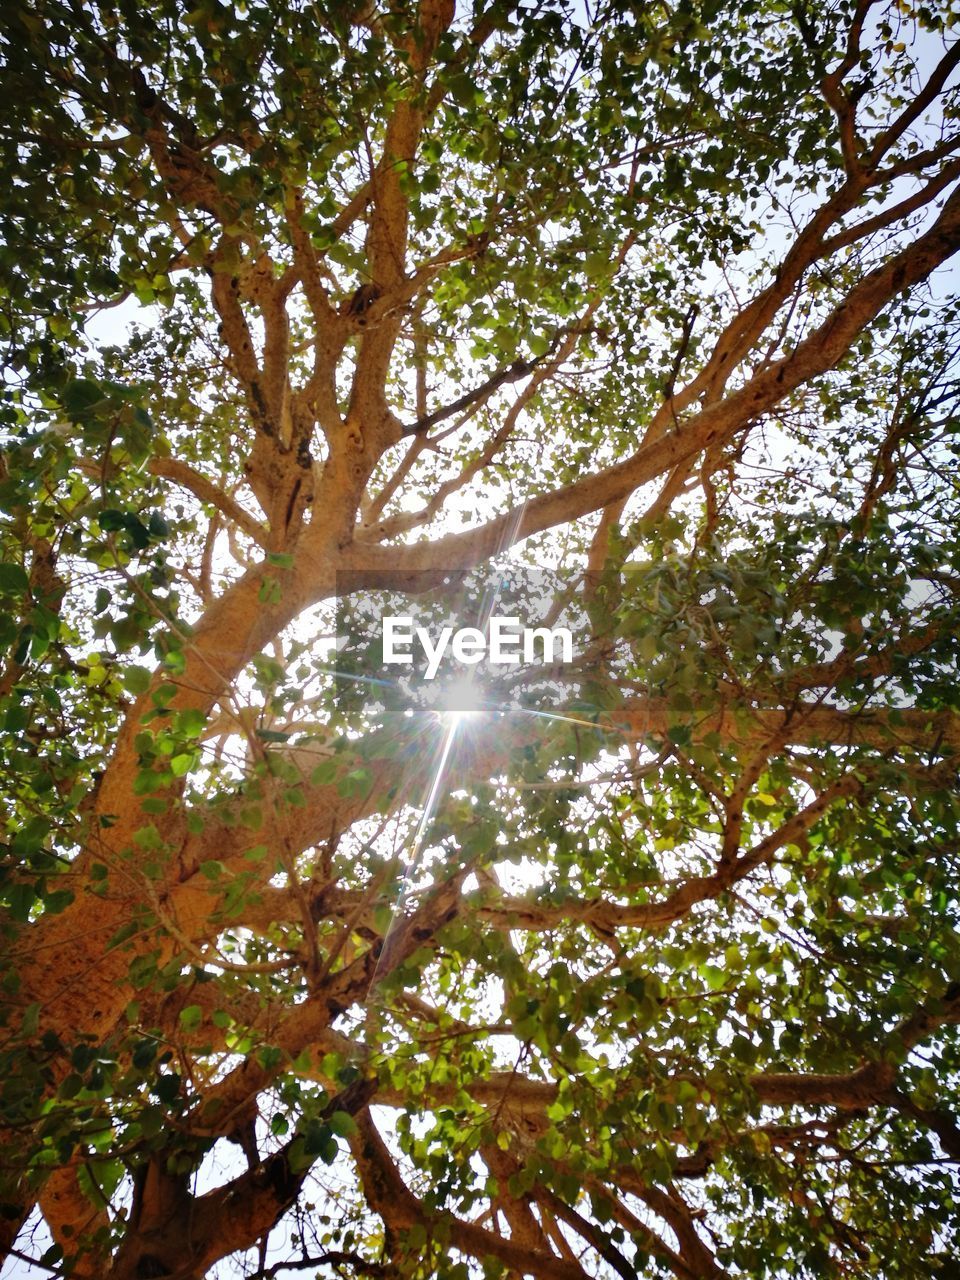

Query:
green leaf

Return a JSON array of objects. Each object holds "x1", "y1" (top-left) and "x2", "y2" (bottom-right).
[
  {"x1": 124, "y1": 666, "x2": 152, "y2": 695},
  {"x1": 328, "y1": 1110, "x2": 358, "y2": 1139},
  {"x1": 179, "y1": 1005, "x2": 202, "y2": 1031},
  {"x1": 154, "y1": 1072, "x2": 181, "y2": 1104},
  {"x1": 0, "y1": 563, "x2": 29, "y2": 595}
]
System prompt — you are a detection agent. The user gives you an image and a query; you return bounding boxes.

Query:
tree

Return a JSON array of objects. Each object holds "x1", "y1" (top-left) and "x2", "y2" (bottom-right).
[{"x1": 1, "y1": 0, "x2": 960, "y2": 1275}]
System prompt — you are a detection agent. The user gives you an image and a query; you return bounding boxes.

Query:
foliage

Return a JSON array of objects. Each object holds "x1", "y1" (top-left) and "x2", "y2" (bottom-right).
[{"x1": 2, "y1": 1, "x2": 960, "y2": 1277}]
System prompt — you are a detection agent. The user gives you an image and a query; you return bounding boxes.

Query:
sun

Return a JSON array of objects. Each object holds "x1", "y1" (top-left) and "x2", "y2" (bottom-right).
[{"x1": 435, "y1": 675, "x2": 484, "y2": 722}]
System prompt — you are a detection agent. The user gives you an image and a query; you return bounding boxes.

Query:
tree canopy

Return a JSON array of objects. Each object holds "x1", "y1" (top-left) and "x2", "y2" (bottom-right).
[{"x1": 2, "y1": 0, "x2": 960, "y2": 1276}]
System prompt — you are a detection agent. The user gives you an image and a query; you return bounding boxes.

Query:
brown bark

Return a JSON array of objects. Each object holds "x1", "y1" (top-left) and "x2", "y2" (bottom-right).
[{"x1": 4, "y1": 7, "x2": 960, "y2": 1275}]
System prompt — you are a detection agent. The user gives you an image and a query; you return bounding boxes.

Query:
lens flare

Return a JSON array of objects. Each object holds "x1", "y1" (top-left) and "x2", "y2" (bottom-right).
[{"x1": 436, "y1": 675, "x2": 484, "y2": 721}]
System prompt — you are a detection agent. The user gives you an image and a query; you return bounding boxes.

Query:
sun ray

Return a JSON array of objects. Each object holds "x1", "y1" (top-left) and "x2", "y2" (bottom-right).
[{"x1": 367, "y1": 711, "x2": 464, "y2": 994}]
